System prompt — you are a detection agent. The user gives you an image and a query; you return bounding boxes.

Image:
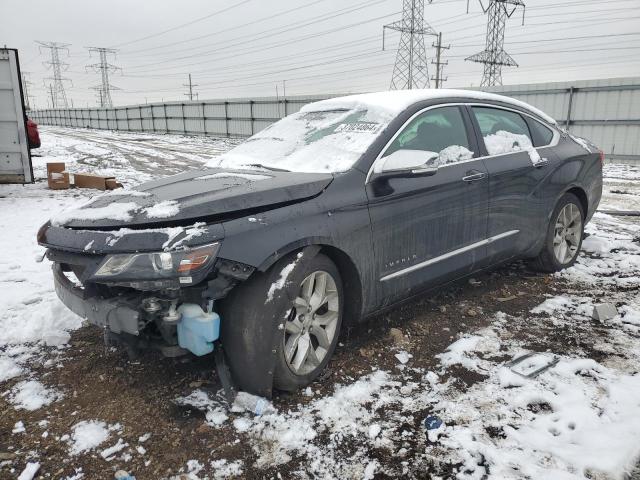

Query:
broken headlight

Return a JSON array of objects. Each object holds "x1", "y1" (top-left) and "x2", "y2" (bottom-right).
[{"x1": 92, "y1": 243, "x2": 220, "y2": 284}]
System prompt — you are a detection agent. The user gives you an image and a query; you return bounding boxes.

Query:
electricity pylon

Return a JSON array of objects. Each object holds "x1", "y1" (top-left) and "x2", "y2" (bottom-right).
[
  {"x1": 465, "y1": 0, "x2": 525, "y2": 87},
  {"x1": 37, "y1": 41, "x2": 71, "y2": 108},
  {"x1": 86, "y1": 47, "x2": 121, "y2": 107},
  {"x1": 21, "y1": 72, "x2": 34, "y2": 110},
  {"x1": 383, "y1": 0, "x2": 437, "y2": 90}
]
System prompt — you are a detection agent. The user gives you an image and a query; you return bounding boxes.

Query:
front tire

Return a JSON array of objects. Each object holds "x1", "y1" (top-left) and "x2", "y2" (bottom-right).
[
  {"x1": 531, "y1": 193, "x2": 584, "y2": 273},
  {"x1": 274, "y1": 254, "x2": 343, "y2": 391}
]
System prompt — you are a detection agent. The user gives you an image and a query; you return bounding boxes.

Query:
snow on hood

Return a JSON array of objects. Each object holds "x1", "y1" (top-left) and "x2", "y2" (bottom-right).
[{"x1": 303, "y1": 89, "x2": 557, "y2": 125}]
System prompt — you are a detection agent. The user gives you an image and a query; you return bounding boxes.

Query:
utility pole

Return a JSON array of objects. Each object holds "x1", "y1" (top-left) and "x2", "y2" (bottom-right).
[
  {"x1": 465, "y1": 0, "x2": 525, "y2": 87},
  {"x1": 383, "y1": 0, "x2": 437, "y2": 90},
  {"x1": 86, "y1": 47, "x2": 121, "y2": 107},
  {"x1": 431, "y1": 32, "x2": 450, "y2": 88},
  {"x1": 49, "y1": 84, "x2": 55, "y2": 109},
  {"x1": 21, "y1": 72, "x2": 34, "y2": 110},
  {"x1": 183, "y1": 74, "x2": 199, "y2": 101},
  {"x1": 37, "y1": 41, "x2": 72, "y2": 108}
]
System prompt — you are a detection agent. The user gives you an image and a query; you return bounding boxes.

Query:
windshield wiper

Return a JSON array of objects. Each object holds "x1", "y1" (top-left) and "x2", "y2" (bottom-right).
[{"x1": 243, "y1": 163, "x2": 291, "y2": 172}]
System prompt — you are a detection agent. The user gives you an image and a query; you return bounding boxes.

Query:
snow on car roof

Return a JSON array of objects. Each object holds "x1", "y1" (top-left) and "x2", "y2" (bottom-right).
[{"x1": 301, "y1": 89, "x2": 557, "y2": 125}]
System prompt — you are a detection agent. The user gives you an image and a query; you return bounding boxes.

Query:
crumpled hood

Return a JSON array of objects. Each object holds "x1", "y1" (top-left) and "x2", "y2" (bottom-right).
[{"x1": 53, "y1": 168, "x2": 333, "y2": 229}]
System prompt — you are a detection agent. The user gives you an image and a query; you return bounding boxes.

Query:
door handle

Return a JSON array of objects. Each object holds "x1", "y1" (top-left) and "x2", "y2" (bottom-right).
[{"x1": 462, "y1": 172, "x2": 487, "y2": 183}]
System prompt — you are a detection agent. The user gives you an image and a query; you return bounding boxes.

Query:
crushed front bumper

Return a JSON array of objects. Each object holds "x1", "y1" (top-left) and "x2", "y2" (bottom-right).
[{"x1": 53, "y1": 263, "x2": 141, "y2": 336}]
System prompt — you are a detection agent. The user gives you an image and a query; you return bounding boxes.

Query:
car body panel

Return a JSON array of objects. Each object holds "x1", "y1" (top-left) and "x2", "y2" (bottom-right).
[{"x1": 58, "y1": 169, "x2": 333, "y2": 229}]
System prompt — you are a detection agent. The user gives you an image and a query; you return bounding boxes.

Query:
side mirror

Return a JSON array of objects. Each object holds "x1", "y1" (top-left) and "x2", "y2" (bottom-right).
[{"x1": 372, "y1": 149, "x2": 439, "y2": 179}]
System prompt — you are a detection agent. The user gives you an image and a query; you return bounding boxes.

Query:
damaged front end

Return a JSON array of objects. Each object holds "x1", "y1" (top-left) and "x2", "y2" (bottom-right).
[{"x1": 40, "y1": 220, "x2": 254, "y2": 358}]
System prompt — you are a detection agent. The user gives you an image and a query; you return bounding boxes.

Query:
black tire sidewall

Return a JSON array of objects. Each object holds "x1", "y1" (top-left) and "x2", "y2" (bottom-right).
[
  {"x1": 273, "y1": 253, "x2": 343, "y2": 392},
  {"x1": 544, "y1": 193, "x2": 585, "y2": 270}
]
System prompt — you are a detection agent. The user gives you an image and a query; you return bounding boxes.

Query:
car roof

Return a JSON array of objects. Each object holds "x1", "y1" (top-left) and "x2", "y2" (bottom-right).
[{"x1": 301, "y1": 89, "x2": 557, "y2": 125}]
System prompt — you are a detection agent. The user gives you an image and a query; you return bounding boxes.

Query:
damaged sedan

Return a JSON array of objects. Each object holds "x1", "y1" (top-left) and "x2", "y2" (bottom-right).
[{"x1": 37, "y1": 90, "x2": 603, "y2": 397}]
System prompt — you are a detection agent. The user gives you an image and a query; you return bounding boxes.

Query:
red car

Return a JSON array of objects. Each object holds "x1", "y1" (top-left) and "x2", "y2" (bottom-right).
[{"x1": 26, "y1": 118, "x2": 40, "y2": 149}]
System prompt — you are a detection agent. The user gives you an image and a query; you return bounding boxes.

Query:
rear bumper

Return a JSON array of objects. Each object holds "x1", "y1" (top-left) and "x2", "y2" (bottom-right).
[{"x1": 53, "y1": 263, "x2": 141, "y2": 336}]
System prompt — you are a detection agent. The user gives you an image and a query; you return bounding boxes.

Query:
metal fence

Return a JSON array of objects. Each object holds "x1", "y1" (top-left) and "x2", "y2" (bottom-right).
[
  {"x1": 28, "y1": 94, "x2": 334, "y2": 138},
  {"x1": 29, "y1": 77, "x2": 640, "y2": 160}
]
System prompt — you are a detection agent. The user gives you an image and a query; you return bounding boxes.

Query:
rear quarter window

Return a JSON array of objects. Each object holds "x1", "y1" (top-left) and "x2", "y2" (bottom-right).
[{"x1": 527, "y1": 118, "x2": 555, "y2": 147}]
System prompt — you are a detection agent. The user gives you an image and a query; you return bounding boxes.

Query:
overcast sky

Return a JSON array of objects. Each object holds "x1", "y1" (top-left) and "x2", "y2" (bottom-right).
[{"x1": 3, "y1": 0, "x2": 640, "y2": 108}]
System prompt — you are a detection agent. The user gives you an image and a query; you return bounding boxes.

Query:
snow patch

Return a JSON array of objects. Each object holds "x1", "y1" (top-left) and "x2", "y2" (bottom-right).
[
  {"x1": 69, "y1": 421, "x2": 112, "y2": 455},
  {"x1": 483, "y1": 130, "x2": 533, "y2": 156},
  {"x1": 52, "y1": 202, "x2": 139, "y2": 226},
  {"x1": 143, "y1": 200, "x2": 180, "y2": 219},
  {"x1": 196, "y1": 172, "x2": 270, "y2": 181},
  {"x1": 9, "y1": 380, "x2": 62, "y2": 411}
]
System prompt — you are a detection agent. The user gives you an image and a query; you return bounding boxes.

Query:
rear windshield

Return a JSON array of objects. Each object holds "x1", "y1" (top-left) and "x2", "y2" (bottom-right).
[{"x1": 209, "y1": 109, "x2": 387, "y2": 173}]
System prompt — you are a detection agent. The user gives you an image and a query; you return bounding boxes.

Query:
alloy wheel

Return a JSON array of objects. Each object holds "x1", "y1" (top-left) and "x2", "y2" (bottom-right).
[
  {"x1": 283, "y1": 270, "x2": 340, "y2": 376},
  {"x1": 553, "y1": 203, "x2": 582, "y2": 265}
]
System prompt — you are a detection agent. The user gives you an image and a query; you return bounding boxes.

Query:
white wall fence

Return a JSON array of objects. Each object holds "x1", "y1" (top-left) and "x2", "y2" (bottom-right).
[
  {"x1": 28, "y1": 95, "x2": 330, "y2": 138},
  {"x1": 29, "y1": 78, "x2": 640, "y2": 160}
]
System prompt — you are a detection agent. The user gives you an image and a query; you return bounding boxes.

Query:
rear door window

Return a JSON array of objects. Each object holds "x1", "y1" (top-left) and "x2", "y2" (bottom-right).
[
  {"x1": 472, "y1": 106, "x2": 534, "y2": 156},
  {"x1": 384, "y1": 106, "x2": 474, "y2": 166}
]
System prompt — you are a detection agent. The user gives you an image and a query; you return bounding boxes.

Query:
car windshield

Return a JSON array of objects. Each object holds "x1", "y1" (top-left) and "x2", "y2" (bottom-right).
[{"x1": 209, "y1": 109, "x2": 387, "y2": 173}]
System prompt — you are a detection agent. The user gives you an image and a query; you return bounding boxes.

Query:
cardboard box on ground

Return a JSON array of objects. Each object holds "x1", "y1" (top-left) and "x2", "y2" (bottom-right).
[{"x1": 46, "y1": 163, "x2": 122, "y2": 190}]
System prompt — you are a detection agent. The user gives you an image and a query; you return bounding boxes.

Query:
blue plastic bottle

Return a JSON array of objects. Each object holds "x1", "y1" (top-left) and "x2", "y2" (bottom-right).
[{"x1": 176, "y1": 303, "x2": 220, "y2": 356}]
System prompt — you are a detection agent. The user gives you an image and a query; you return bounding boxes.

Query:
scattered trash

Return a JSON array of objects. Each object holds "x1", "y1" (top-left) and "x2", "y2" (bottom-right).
[
  {"x1": 506, "y1": 352, "x2": 559, "y2": 379},
  {"x1": 388, "y1": 327, "x2": 407, "y2": 346},
  {"x1": 395, "y1": 351, "x2": 412, "y2": 364},
  {"x1": 47, "y1": 162, "x2": 69, "y2": 190},
  {"x1": 466, "y1": 308, "x2": 479, "y2": 317},
  {"x1": 424, "y1": 415, "x2": 445, "y2": 443},
  {"x1": 114, "y1": 471, "x2": 136, "y2": 480},
  {"x1": 496, "y1": 295, "x2": 518, "y2": 302},
  {"x1": 424, "y1": 415, "x2": 443, "y2": 430},
  {"x1": 74, "y1": 173, "x2": 120, "y2": 191},
  {"x1": 232, "y1": 391, "x2": 276, "y2": 416},
  {"x1": 592, "y1": 303, "x2": 618, "y2": 322}
]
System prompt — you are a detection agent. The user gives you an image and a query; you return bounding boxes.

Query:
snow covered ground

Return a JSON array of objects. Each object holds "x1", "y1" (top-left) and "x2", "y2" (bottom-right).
[{"x1": 0, "y1": 127, "x2": 639, "y2": 479}]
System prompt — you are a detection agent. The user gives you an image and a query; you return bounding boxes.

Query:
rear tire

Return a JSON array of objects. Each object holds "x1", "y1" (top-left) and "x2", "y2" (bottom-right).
[{"x1": 531, "y1": 193, "x2": 584, "y2": 273}]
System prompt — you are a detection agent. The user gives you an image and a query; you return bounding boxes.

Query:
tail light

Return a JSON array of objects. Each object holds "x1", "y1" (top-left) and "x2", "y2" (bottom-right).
[{"x1": 598, "y1": 149, "x2": 605, "y2": 167}]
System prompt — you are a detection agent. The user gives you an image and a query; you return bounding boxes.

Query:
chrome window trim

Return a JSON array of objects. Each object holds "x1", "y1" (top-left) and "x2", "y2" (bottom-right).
[
  {"x1": 467, "y1": 103, "x2": 560, "y2": 161},
  {"x1": 379, "y1": 230, "x2": 520, "y2": 282},
  {"x1": 365, "y1": 101, "x2": 560, "y2": 183}
]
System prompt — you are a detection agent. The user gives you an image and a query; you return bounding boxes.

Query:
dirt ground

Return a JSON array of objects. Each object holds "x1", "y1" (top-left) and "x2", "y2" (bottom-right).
[{"x1": 1, "y1": 259, "x2": 585, "y2": 480}]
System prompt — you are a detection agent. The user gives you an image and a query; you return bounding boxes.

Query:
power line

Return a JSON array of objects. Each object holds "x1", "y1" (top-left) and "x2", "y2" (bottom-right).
[
  {"x1": 110, "y1": 0, "x2": 254, "y2": 48},
  {"x1": 126, "y1": 0, "x2": 397, "y2": 71},
  {"x1": 119, "y1": 0, "x2": 331, "y2": 57},
  {"x1": 86, "y1": 47, "x2": 121, "y2": 107},
  {"x1": 384, "y1": 0, "x2": 437, "y2": 89},
  {"x1": 466, "y1": 0, "x2": 526, "y2": 87},
  {"x1": 37, "y1": 41, "x2": 72, "y2": 108}
]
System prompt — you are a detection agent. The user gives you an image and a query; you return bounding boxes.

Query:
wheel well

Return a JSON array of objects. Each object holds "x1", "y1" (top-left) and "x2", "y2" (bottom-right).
[
  {"x1": 319, "y1": 245, "x2": 363, "y2": 326},
  {"x1": 566, "y1": 187, "x2": 588, "y2": 217}
]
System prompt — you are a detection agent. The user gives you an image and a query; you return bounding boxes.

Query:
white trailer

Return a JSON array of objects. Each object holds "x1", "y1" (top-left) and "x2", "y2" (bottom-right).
[{"x1": 0, "y1": 48, "x2": 33, "y2": 183}]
